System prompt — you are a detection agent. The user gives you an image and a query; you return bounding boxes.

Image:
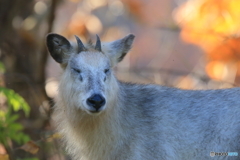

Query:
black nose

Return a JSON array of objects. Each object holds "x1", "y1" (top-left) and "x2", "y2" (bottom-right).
[{"x1": 87, "y1": 94, "x2": 106, "y2": 111}]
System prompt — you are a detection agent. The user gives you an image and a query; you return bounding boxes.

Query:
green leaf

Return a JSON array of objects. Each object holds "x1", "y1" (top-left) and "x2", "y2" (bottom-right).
[
  {"x1": 0, "y1": 110, "x2": 5, "y2": 119},
  {"x1": 0, "y1": 62, "x2": 5, "y2": 74},
  {"x1": 21, "y1": 134, "x2": 30, "y2": 143},
  {"x1": 5, "y1": 114, "x2": 19, "y2": 124},
  {"x1": 8, "y1": 123, "x2": 23, "y2": 131},
  {"x1": 0, "y1": 86, "x2": 31, "y2": 146},
  {"x1": 11, "y1": 134, "x2": 22, "y2": 144},
  {"x1": 0, "y1": 87, "x2": 30, "y2": 116}
]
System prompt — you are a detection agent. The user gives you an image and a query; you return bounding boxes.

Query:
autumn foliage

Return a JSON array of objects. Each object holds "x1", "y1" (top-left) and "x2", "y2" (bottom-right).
[{"x1": 175, "y1": 0, "x2": 240, "y2": 82}]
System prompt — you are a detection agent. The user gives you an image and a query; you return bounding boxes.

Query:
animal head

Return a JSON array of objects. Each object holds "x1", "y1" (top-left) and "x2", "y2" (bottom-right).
[{"x1": 46, "y1": 33, "x2": 135, "y2": 115}]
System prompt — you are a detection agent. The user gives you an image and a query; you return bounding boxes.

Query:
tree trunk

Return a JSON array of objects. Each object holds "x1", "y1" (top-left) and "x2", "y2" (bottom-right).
[{"x1": 0, "y1": 0, "x2": 58, "y2": 159}]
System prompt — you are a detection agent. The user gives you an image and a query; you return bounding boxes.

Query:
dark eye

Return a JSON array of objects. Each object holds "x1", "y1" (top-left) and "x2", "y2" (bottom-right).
[
  {"x1": 72, "y1": 68, "x2": 81, "y2": 73},
  {"x1": 104, "y1": 69, "x2": 109, "y2": 74}
]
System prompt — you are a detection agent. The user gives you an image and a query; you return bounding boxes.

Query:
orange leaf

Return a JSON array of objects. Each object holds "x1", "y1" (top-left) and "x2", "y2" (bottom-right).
[
  {"x1": 0, "y1": 154, "x2": 9, "y2": 160},
  {"x1": 206, "y1": 61, "x2": 228, "y2": 80},
  {"x1": 175, "y1": 0, "x2": 240, "y2": 51},
  {"x1": 207, "y1": 37, "x2": 240, "y2": 62},
  {"x1": 20, "y1": 141, "x2": 39, "y2": 154},
  {"x1": 46, "y1": 133, "x2": 62, "y2": 142}
]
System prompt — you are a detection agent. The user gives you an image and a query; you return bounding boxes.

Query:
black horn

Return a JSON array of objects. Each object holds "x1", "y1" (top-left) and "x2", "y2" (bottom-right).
[
  {"x1": 95, "y1": 35, "x2": 102, "y2": 52},
  {"x1": 75, "y1": 35, "x2": 86, "y2": 53}
]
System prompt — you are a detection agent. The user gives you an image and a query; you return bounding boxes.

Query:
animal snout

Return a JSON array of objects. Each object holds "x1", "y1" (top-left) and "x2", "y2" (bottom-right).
[{"x1": 87, "y1": 94, "x2": 106, "y2": 111}]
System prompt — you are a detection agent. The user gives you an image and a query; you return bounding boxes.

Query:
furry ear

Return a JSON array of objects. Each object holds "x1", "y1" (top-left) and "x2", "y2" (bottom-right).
[
  {"x1": 102, "y1": 34, "x2": 135, "y2": 66},
  {"x1": 46, "y1": 33, "x2": 73, "y2": 63}
]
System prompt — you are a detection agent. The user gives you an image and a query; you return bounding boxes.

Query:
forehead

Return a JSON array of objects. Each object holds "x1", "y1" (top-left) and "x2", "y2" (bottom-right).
[{"x1": 69, "y1": 51, "x2": 110, "y2": 69}]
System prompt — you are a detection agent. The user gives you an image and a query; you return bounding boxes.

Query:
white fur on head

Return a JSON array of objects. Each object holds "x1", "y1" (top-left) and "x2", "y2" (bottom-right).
[{"x1": 46, "y1": 33, "x2": 135, "y2": 114}]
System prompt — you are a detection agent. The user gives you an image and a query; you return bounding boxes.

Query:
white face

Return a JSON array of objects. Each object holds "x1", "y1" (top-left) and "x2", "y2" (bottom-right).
[
  {"x1": 46, "y1": 33, "x2": 135, "y2": 115},
  {"x1": 62, "y1": 51, "x2": 114, "y2": 114}
]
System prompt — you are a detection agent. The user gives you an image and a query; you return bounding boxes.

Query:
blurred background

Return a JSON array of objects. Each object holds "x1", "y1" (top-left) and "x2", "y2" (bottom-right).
[{"x1": 0, "y1": 0, "x2": 240, "y2": 159}]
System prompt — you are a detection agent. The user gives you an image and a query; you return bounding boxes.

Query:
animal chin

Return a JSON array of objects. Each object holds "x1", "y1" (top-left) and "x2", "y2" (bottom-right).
[
  {"x1": 86, "y1": 106, "x2": 105, "y2": 115},
  {"x1": 86, "y1": 109, "x2": 103, "y2": 115}
]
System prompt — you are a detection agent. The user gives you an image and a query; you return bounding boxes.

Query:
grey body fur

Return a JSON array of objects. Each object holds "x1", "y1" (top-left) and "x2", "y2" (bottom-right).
[{"x1": 46, "y1": 33, "x2": 240, "y2": 160}]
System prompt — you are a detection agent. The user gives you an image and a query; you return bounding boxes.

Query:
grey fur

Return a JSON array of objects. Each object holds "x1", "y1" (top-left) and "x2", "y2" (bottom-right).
[{"x1": 46, "y1": 33, "x2": 240, "y2": 160}]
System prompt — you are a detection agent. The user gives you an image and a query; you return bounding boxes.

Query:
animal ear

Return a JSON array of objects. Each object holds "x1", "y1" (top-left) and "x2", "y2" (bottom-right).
[
  {"x1": 46, "y1": 33, "x2": 73, "y2": 64},
  {"x1": 102, "y1": 34, "x2": 135, "y2": 66}
]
